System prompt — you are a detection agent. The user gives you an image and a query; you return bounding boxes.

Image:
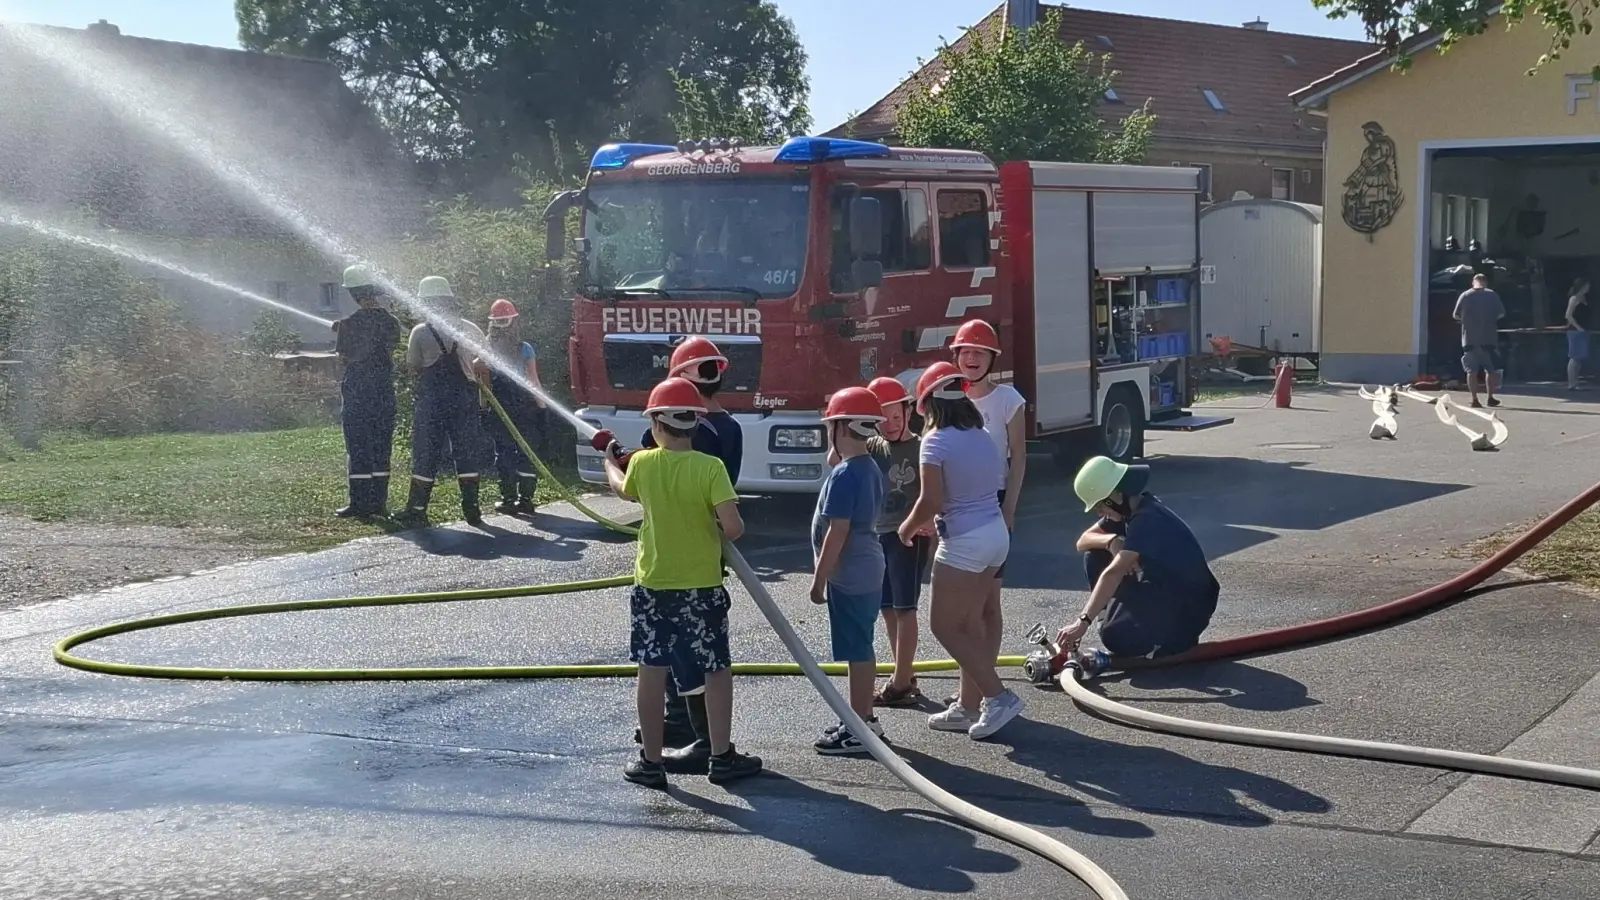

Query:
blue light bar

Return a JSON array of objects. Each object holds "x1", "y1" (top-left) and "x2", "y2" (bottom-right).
[
  {"x1": 774, "y1": 136, "x2": 893, "y2": 164},
  {"x1": 590, "y1": 142, "x2": 679, "y2": 170}
]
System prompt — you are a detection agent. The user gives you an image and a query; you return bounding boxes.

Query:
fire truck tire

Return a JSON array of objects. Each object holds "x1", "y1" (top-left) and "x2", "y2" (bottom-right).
[{"x1": 1097, "y1": 384, "x2": 1145, "y2": 463}]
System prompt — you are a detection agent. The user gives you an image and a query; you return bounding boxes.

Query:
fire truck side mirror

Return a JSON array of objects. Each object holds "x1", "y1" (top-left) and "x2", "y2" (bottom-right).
[
  {"x1": 851, "y1": 259, "x2": 883, "y2": 290},
  {"x1": 849, "y1": 196, "x2": 883, "y2": 259}
]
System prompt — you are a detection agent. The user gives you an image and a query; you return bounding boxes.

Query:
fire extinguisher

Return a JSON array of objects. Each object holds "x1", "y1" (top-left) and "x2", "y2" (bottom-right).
[{"x1": 1272, "y1": 359, "x2": 1294, "y2": 409}]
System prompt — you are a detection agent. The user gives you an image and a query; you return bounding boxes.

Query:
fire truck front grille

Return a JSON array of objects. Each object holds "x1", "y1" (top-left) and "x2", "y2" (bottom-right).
[{"x1": 602, "y1": 336, "x2": 762, "y2": 394}]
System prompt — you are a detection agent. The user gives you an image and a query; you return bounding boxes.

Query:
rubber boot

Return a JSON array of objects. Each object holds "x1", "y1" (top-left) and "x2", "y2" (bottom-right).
[
  {"x1": 495, "y1": 475, "x2": 518, "y2": 514},
  {"x1": 515, "y1": 476, "x2": 538, "y2": 514},
  {"x1": 461, "y1": 478, "x2": 484, "y2": 527},
  {"x1": 371, "y1": 475, "x2": 390, "y2": 517},
  {"x1": 393, "y1": 479, "x2": 432, "y2": 528},
  {"x1": 662, "y1": 692, "x2": 712, "y2": 774},
  {"x1": 335, "y1": 478, "x2": 364, "y2": 517}
]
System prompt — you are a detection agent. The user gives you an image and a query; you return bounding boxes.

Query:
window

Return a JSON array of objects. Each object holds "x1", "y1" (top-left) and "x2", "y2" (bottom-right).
[
  {"x1": 1271, "y1": 168, "x2": 1293, "y2": 201},
  {"x1": 1104, "y1": 88, "x2": 1121, "y2": 103},
  {"x1": 936, "y1": 190, "x2": 991, "y2": 269},
  {"x1": 828, "y1": 186, "x2": 931, "y2": 291},
  {"x1": 1201, "y1": 88, "x2": 1226, "y2": 112},
  {"x1": 319, "y1": 282, "x2": 339, "y2": 313}
]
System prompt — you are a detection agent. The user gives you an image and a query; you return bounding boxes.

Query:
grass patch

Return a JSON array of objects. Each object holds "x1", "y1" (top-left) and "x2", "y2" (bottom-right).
[
  {"x1": 1457, "y1": 511, "x2": 1600, "y2": 592},
  {"x1": 0, "y1": 427, "x2": 583, "y2": 554}
]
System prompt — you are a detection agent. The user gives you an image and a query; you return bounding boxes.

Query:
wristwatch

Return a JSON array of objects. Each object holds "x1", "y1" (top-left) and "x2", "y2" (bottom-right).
[{"x1": 1077, "y1": 613, "x2": 1092, "y2": 624}]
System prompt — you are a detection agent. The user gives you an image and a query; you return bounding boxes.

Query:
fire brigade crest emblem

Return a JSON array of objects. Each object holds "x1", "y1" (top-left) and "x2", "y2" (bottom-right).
[
  {"x1": 1342, "y1": 121, "x2": 1404, "y2": 239},
  {"x1": 859, "y1": 347, "x2": 879, "y2": 380}
]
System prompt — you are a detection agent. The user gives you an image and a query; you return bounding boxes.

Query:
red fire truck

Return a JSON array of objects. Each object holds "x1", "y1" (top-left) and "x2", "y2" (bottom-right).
[{"x1": 544, "y1": 136, "x2": 1233, "y2": 494}]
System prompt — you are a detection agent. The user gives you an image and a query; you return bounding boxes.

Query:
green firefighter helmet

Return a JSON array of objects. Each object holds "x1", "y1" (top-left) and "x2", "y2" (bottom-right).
[
  {"x1": 418, "y1": 275, "x2": 455, "y2": 300},
  {"x1": 1073, "y1": 455, "x2": 1150, "y2": 513},
  {"x1": 342, "y1": 264, "x2": 375, "y2": 290}
]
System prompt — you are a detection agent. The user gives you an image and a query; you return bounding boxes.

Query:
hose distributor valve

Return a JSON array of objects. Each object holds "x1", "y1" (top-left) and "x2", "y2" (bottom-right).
[
  {"x1": 1022, "y1": 622, "x2": 1066, "y2": 685},
  {"x1": 589, "y1": 429, "x2": 634, "y2": 469}
]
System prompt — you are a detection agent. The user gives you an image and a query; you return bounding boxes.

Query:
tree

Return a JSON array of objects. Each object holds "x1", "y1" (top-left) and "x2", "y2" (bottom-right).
[
  {"x1": 235, "y1": 0, "x2": 811, "y2": 197},
  {"x1": 895, "y1": 8, "x2": 1156, "y2": 165},
  {"x1": 1312, "y1": 0, "x2": 1600, "y2": 76}
]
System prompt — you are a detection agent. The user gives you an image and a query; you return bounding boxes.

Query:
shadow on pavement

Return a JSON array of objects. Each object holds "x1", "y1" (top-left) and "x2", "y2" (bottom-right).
[
  {"x1": 391, "y1": 522, "x2": 591, "y2": 562},
  {"x1": 1099, "y1": 661, "x2": 1321, "y2": 713},
  {"x1": 677, "y1": 773, "x2": 1022, "y2": 893},
  {"x1": 984, "y1": 717, "x2": 1331, "y2": 827}
]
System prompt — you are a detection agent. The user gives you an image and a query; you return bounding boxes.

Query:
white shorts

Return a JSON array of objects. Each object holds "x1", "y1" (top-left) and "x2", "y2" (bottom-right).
[{"x1": 934, "y1": 518, "x2": 1010, "y2": 573}]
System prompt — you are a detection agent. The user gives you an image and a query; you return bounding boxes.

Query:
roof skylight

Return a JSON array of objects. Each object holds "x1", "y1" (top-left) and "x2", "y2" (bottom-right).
[{"x1": 1201, "y1": 88, "x2": 1226, "y2": 112}]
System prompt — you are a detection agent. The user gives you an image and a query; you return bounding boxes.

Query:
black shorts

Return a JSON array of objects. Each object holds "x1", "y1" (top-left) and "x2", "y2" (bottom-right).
[{"x1": 880, "y1": 531, "x2": 931, "y2": 611}]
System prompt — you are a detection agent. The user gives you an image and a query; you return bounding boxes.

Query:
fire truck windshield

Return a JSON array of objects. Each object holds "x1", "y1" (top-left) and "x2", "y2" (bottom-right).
[{"x1": 579, "y1": 176, "x2": 810, "y2": 301}]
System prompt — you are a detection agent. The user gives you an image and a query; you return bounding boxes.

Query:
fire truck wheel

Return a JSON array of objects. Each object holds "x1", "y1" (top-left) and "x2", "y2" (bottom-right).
[{"x1": 1097, "y1": 384, "x2": 1145, "y2": 463}]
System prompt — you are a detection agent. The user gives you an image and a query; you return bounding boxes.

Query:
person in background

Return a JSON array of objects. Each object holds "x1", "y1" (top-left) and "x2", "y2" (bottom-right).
[
  {"x1": 604, "y1": 376, "x2": 763, "y2": 788},
  {"x1": 948, "y1": 318, "x2": 1026, "y2": 709},
  {"x1": 633, "y1": 335, "x2": 744, "y2": 770},
  {"x1": 1057, "y1": 456, "x2": 1219, "y2": 677},
  {"x1": 483, "y1": 298, "x2": 546, "y2": 514},
  {"x1": 897, "y1": 362, "x2": 1024, "y2": 741},
  {"x1": 1565, "y1": 278, "x2": 1591, "y2": 391},
  {"x1": 1452, "y1": 273, "x2": 1505, "y2": 409},
  {"x1": 331, "y1": 265, "x2": 402, "y2": 518},
  {"x1": 395, "y1": 276, "x2": 492, "y2": 528},
  {"x1": 864, "y1": 375, "x2": 935, "y2": 707},
  {"x1": 809, "y1": 387, "x2": 889, "y2": 756}
]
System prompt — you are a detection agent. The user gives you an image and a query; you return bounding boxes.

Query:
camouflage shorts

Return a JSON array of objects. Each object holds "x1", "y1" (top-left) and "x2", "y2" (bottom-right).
[{"x1": 629, "y1": 585, "x2": 732, "y2": 695}]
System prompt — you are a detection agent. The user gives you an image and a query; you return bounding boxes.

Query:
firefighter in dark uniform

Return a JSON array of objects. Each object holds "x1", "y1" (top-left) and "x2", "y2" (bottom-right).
[
  {"x1": 332, "y1": 265, "x2": 402, "y2": 518},
  {"x1": 395, "y1": 276, "x2": 491, "y2": 528},
  {"x1": 484, "y1": 298, "x2": 546, "y2": 514}
]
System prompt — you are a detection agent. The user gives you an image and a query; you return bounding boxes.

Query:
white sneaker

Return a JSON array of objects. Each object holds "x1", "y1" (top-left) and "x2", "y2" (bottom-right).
[
  {"x1": 968, "y1": 690, "x2": 1024, "y2": 740},
  {"x1": 928, "y1": 704, "x2": 978, "y2": 732}
]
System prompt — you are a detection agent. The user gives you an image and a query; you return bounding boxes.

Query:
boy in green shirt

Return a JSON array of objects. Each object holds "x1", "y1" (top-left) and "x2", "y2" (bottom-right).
[{"x1": 604, "y1": 377, "x2": 763, "y2": 788}]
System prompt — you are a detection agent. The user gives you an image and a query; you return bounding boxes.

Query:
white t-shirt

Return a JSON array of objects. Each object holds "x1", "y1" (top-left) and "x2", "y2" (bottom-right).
[{"x1": 970, "y1": 383, "x2": 1026, "y2": 483}]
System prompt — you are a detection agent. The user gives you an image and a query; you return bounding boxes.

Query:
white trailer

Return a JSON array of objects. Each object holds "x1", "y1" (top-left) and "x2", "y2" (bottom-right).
[{"x1": 1198, "y1": 198, "x2": 1324, "y2": 358}]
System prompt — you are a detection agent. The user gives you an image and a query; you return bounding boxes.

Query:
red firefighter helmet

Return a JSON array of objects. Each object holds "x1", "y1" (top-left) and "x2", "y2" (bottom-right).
[
  {"x1": 823, "y1": 386, "x2": 887, "y2": 438},
  {"x1": 915, "y1": 361, "x2": 970, "y2": 414},
  {"x1": 644, "y1": 377, "x2": 707, "y2": 428},
  {"x1": 950, "y1": 318, "x2": 1002, "y2": 356},
  {"x1": 668, "y1": 336, "x2": 729, "y2": 383},
  {"x1": 488, "y1": 299, "x2": 518, "y2": 321},
  {"x1": 866, "y1": 376, "x2": 913, "y2": 408}
]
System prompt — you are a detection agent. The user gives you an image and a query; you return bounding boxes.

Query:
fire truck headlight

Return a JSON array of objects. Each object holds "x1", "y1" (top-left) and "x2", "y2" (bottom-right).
[{"x1": 771, "y1": 426, "x2": 825, "y2": 451}]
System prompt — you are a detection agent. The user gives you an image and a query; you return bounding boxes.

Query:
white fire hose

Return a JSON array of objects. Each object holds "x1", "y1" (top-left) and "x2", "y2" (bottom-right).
[{"x1": 724, "y1": 542, "x2": 1132, "y2": 900}]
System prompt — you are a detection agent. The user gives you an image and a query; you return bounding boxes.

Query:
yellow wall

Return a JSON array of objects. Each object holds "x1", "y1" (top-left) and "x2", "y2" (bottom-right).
[{"x1": 1320, "y1": 19, "x2": 1600, "y2": 365}]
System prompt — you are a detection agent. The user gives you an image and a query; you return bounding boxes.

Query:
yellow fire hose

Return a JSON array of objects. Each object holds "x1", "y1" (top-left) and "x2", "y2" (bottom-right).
[{"x1": 52, "y1": 387, "x2": 1115, "y2": 895}]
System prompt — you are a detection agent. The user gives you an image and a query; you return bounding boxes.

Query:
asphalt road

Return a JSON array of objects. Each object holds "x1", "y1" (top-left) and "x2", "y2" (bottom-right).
[{"x1": 4, "y1": 384, "x2": 1600, "y2": 900}]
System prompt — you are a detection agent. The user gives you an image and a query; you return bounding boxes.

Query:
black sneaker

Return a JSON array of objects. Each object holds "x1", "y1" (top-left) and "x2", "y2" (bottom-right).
[
  {"x1": 662, "y1": 740, "x2": 711, "y2": 775},
  {"x1": 706, "y1": 745, "x2": 763, "y2": 784},
  {"x1": 814, "y1": 719, "x2": 883, "y2": 756},
  {"x1": 623, "y1": 752, "x2": 667, "y2": 789}
]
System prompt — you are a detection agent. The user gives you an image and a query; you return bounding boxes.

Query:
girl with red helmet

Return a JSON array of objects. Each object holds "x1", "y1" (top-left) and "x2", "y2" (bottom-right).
[
  {"x1": 949, "y1": 318, "x2": 1027, "y2": 708},
  {"x1": 483, "y1": 299, "x2": 548, "y2": 515},
  {"x1": 896, "y1": 362, "x2": 1026, "y2": 740},
  {"x1": 809, "y1": 386, "x2": 890, "y2": 755},
  {"x1": 603, "y1": 376, "x2": 763, "y2": 788},
  {"x1": 859, "y1": 375, "x2": 935, "y2": 707}
]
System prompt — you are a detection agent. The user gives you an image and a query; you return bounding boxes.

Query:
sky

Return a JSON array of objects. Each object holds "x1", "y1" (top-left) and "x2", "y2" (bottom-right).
[{"x1": 0, "y1": 0, "x2": 1371, "y2": 133}]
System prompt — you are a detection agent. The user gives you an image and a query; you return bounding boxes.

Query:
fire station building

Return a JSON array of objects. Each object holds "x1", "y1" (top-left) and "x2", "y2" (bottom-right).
[{"x1": 1293, "y1": 14, "x2": 1600, "y2": 385}]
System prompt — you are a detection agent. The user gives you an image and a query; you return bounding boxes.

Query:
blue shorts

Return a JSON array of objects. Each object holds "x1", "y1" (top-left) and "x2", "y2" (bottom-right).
[
  {"x1": 1569, "y1": 330, "x2": 1591, "y2": 362},
  {"x1": 826, "y1": 585, "x2": 882, "y2": 663},
  {"x1": 880, "y1": 531, "x2": 930, "y2": 611},
  {"x1": 628, "y1": 585, "x2": 732, "y2": 695}
]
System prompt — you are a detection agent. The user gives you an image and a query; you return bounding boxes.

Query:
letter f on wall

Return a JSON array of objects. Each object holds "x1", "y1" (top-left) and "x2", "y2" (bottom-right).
[{"x1": 1567, "y1": 75, "x2": 1595, "y2": 115}]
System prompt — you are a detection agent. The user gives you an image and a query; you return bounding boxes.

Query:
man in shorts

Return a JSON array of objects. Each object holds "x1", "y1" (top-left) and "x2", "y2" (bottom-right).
[{"x1": 1453, "y1": 273, "x2": 1506, "y2": 409}]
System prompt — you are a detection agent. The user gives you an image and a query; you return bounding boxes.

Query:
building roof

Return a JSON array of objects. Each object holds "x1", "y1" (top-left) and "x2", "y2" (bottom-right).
[
  {"x1": 0, "y1": 20, "x2": 427, "y2": 242},
  {"x1": 830, "y1": 4, "x2": 1377, "y2": 153},
  {"x1": 1290, "y1": 7, "x2": 1504, "y2": 110}
]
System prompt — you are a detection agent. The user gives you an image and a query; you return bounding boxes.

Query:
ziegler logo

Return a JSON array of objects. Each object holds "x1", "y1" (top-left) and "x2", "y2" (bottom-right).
[
  {"x1": 753, "y1": 394, "x2": 788, "y2": 409},
  {"x1": 645, "y1": 161, "x2": 742, "y2": 176}
]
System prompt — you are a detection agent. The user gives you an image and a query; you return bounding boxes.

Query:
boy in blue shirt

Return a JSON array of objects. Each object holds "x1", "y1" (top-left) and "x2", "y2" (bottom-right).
[{"x1": 809, "y1": 387, "x2": 889, "y2": 756}]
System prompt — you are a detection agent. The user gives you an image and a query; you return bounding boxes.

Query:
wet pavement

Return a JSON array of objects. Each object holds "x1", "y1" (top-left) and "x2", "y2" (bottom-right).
[{"x1": 4, "y1": 385, "x2": 1600, "y2": 899}]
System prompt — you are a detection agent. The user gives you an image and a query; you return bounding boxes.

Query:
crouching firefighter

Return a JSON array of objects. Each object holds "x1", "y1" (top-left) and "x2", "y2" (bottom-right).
[
  {"x1": 1054, "y1": 456, "x2": 1220, "y2": 677},
  {"x1": 632, "y1": 335, "x2": 744, "y2": 771},
  {"x1": 484, "y1": 298, "x2": 547, "y2": 514},
  {"x1": 396, "y1": 276, "x2": 492, "y2": 528},
  {"x1": 332, "y1": 265, "x2": 402, "y2": 517}
]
